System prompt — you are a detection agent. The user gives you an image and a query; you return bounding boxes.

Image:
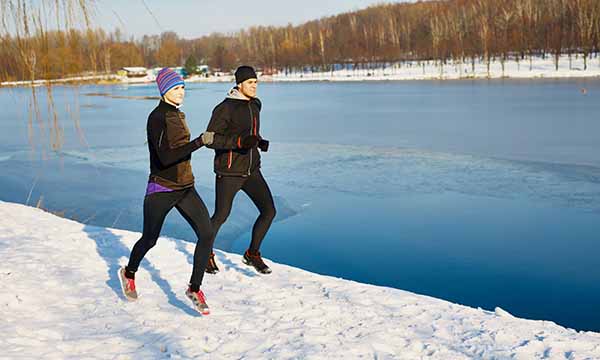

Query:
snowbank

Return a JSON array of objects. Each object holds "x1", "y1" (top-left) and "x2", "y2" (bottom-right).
[
  {"x1": 0, "y1": 200, "x2": 598, "y2": 359},
  {"x1": 270, "y1": 55, "x2": 600, "y2": 82},
  {"x1": 3, "y1": 55, "x2": 599, "y2": 88}
]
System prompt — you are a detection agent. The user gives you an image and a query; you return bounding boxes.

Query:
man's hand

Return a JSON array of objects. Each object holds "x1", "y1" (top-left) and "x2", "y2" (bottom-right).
[{"x1": 258, "y1": 139, "x2": 269, "y2": 152}]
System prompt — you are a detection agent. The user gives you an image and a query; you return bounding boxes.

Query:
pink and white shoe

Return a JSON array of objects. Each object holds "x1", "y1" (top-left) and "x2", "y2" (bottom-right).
[
  {"x1": 118, "y1": 267, "x2": 138, "y2": 301},
  {"x1": 185, "y1": 287, "x2": 210, "y2": 315}
]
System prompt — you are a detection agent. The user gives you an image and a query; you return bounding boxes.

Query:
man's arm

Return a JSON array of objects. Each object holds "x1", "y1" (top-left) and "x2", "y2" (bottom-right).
[{"x1": 205, "y1": 104, "x2": 243, "y2": 150}]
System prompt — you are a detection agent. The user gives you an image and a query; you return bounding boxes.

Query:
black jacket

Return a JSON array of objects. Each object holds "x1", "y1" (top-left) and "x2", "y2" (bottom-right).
[
  {"x1": 147, "y1": 101, "x2": 204, "y2": 190},
  {"x1": 206, "y1": 88, "x2": 264, "y2": 176}
]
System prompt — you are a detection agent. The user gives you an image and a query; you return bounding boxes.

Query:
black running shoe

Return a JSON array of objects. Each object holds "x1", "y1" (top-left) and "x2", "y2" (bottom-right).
[
  {"x1": 243, "y1": 250, "x2": 272, "y2": 274},
  {"x1": 205, "y1": 252, "x2": 219, "y2": 274}
]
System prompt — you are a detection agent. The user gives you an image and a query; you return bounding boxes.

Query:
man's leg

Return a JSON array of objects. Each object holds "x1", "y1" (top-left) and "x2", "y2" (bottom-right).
[
  {"x1": 175, "y1": 188, "x2": 214, "y2": 290},
  {"x1": 240, "y1": 170, "x2": 276, "y2": 274},
  {"x1": 205, "y1": 175, "x2": 244, "y2": 273},
  {"x1": 211, "y1": 175, "x2": 245, "y2": 235},
  {"x1": 242, "y1": 170, "x2": 277, "y2": 252}
]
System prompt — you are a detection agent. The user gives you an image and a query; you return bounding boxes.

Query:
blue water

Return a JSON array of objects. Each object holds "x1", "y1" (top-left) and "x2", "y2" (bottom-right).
[{"x1": 1, "y1": 79, "x2": 599, "y2": 331}]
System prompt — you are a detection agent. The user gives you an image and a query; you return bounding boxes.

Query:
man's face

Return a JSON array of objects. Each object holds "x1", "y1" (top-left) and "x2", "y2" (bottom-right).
[
  {"x1": 164, "y1": 85, "x2": 185, "y2": 105},
  {"x1": 239, "y1": 78, "x2": 258, "y2": 98}
]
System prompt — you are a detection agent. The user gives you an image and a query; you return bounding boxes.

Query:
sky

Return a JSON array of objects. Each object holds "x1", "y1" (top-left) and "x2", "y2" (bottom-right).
[{"x1": 93, "y1": 0, "x2": 400, "y2": 39}]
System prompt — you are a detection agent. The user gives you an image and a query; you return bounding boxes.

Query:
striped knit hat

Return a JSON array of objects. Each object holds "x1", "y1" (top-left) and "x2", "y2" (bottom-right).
[{"x1": 156, "y1": 68, "x2": 184, "y2": 96}]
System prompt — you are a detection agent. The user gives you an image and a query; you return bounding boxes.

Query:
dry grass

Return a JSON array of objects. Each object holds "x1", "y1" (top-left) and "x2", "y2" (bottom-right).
[{"x1": 1, "y1": 0, "x2": 94, "y2": 153}]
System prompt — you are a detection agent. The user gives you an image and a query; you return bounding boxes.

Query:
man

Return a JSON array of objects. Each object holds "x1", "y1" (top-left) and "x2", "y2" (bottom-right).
[
  {"x1": 118, "y1": 67, "x2": 215, "y2": 315},
  {"x1": 204, "y1": 65, "x2": 276, "y2": 275}
]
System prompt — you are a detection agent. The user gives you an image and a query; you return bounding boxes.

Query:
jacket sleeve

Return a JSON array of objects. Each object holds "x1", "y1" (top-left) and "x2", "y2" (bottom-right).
[
  {"x1": 205, "y1": 103, "x2": 242, "y2": 150},
  {"x1": 148, "y1": 113, "x2": 203, "y2": 167}
]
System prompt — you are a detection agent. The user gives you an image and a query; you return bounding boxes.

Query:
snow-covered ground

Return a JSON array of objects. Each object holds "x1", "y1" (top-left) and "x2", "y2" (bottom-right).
[
  {"x1": 0, "y1": 74, "x2": 118, "y2": 87},
  {"x1": 270, "y1": 55, "x2": 600, "y2": 82},
  {"x1": 3, "y1": 54, "x2": 598, "y2": 87},
  {"x1": 1, "y1": 201, "x2": 599, "y2": 359}
]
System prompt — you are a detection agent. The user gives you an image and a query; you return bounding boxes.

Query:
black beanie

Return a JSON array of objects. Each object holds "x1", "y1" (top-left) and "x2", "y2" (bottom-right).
[{"x1": 235, "y1": 66, "x2": 257, "y2": 84}]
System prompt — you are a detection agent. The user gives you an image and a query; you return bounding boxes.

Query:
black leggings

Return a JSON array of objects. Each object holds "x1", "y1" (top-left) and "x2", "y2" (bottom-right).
[
  {"x1": 211, "y1": 170, "x2": 276, "y2": 252},
  {"x1": 127, "y1": 187, "x2": 214, "y2": 287}
]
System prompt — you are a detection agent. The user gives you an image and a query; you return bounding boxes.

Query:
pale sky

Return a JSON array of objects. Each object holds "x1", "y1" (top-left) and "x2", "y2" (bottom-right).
[{"x1": 93, "y1": 0, "x2": 402, "y2": 39}]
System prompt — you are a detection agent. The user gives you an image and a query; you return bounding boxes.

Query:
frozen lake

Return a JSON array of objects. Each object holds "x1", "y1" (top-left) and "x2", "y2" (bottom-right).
[{"x1": 1, "y1": 79, "x2": 599, "y2": 331}]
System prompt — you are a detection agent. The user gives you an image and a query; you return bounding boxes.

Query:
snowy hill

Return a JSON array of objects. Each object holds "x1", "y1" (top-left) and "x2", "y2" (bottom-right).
[{"x1": 1, "y1": 201, "x2": 599, "y2": 359}]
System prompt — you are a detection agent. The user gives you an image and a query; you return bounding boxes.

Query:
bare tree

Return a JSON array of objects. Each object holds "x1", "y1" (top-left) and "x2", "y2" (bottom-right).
[
  {"x1": 474, "y1": 0, "x2": 492, "y2": 77},
  {"x1": 2, "y1": 0, "x2": 598, "y2": 84},
  {"x1": 495, "y1": 5, "x2": 516, "y2": 76},
  {"x1": 574, "y1": 0, "x2": 597, "y2": 70}
]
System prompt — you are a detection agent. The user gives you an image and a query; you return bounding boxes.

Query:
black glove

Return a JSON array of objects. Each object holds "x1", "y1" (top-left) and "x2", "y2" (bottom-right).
[
  {"x1": 239, "y1": 135, "x2": 259, "y2": 149},
  {"x1": 258, "y1": 139, "x2": 269, "y2": 152}
]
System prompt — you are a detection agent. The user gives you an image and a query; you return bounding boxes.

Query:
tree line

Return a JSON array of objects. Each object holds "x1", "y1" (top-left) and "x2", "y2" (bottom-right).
[{"x1": 2, "y1": 0, "x2": 600, "y2": 81}]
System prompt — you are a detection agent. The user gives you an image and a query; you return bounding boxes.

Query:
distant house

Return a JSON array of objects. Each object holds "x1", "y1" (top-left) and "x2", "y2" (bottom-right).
[
  {"x1": 196, "y1": 65, "x2": 209, "y2": 74},
  {"x1": 150, "y1": 67, "x2": 163, "y2": 76},
  {"x1": 119, "y1": 67, "x2": 148, "y2": 78},
  {"x1": 148, "y1": 66, "x2": 190, "y2": 78}
]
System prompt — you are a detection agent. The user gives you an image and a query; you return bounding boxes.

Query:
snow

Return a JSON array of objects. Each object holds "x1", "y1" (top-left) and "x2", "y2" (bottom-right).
[
  {"x1": 269, "y1": 55, "x2": 600, "y2": 82},
  {"x1": 0, "y1": 75, "x2": 118, "y2": 87},
  {"x1": 3, "y1": 55, "x2": 599, "y2": 88},
  {"x1": 1, "y1": 201, "x2": 599, "y2": 359}
]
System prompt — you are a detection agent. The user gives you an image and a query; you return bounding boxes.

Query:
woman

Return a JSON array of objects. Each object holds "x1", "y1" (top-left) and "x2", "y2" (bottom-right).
[{"x1": 118, "y1": 67, "x2": 215, "y2": 315}]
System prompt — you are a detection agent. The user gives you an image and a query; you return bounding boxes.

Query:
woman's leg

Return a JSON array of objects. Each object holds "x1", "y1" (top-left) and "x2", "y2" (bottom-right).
[
  {"x1": 126, "y1": 192, "x2": 180, "y2": 276},
  {"x1": 176, "y1": 188, "x2": 214, "y2": 290}
]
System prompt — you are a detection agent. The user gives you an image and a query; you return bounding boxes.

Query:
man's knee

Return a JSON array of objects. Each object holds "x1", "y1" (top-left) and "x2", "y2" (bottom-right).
[{"x1": 262, "y1": 205, "x2": 276, "y2": 221}]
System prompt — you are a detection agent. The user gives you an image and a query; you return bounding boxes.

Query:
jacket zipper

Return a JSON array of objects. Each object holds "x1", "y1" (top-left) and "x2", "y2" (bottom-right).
[{"x1": 247, "y1": 103, "x2": 253, "y2": 175}]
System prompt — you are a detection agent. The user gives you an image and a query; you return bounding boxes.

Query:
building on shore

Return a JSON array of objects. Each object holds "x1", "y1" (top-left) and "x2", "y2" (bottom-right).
[{"x1": 118, "y1": 67, "x2": 149, "y2": 78}]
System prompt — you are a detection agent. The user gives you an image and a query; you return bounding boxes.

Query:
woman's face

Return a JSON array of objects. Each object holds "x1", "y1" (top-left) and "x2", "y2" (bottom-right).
[{"x1": 164, "y1": 85, "x2": 185, "y2": 105}]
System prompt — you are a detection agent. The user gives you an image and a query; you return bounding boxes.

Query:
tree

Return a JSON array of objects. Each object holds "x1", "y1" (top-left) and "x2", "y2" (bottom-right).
[
  {"x1": 156, "y1": 32, "x2": 181, "y2": 67},
  {"x1": 574, "y1": 0, "x2": 598, "y2": 70},
  {"x1": 211, "y1": 43, "x2": 235, "y2": 71},
  {"x1": 474, "y1": 0, "x2": 493, "y2": 77},
  {"x1": 494, "y1": 5, "x2": 514, "y2": 76},
  {"x1": 184, "y1": 54, "x2": 198, "y2": 76},
  {"x1": 2, "y1": 0, "x2": 599, "y2": 82}
]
